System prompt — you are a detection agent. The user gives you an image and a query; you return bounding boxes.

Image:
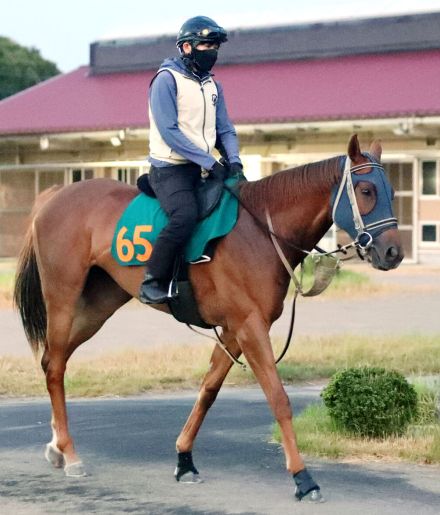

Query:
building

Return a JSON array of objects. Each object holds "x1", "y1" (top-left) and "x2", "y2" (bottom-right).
[{"x1": 1, "y1": 12, "x2": 440, "y2": 262}]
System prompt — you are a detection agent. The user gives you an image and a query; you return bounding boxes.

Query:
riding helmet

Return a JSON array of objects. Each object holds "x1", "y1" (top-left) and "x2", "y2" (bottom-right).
[{"x1": 176, "y1": 16, "x2": 228, "y2": 47}]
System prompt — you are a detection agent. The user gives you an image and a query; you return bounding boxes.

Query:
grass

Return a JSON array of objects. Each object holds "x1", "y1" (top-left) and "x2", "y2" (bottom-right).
[
  {"x1": 272, "y1": 380, "x2": 440, "y2": 464},
  {"x1": 0, "y1": 344, "x2": 256, "y2": 398},
  {"x1": 275, "y1": 333, "x2": 440, "y2": 381},
  {"x1": 1, "y1": 334, "x2": 439, "y2": 398}
]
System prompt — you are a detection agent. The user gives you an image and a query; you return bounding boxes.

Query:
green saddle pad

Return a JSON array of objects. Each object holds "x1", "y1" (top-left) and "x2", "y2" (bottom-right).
[{"x1": 111, "y1": 178, "x2": 239, "y2": 266}]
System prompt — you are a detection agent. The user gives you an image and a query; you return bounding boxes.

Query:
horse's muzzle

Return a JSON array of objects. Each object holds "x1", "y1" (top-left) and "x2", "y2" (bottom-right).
[{"x1": 369, "y1": 228, "x2": 404, "y2": 271}]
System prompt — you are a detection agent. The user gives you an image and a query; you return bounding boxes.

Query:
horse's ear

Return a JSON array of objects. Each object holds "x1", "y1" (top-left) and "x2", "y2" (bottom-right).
[
  {"x1": 347, "y1": 134, "x2": 363, "y2": 163},
  {"x1": 369, "y1": 139, "x2": 382, "y2": 162}
]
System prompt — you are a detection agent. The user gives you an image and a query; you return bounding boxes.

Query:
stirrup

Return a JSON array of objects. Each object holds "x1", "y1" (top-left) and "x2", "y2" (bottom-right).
[{"x1": 168, "y1": 279, "x2": 178, "y2": 298}]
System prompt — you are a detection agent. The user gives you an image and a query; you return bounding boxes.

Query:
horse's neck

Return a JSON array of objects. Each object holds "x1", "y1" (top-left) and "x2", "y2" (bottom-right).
[{"x1": 242, "y1": 157, "x2": 341, "y2": 252}]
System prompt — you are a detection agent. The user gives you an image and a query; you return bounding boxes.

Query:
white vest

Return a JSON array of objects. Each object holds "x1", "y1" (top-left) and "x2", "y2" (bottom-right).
[{"x1": 149, "y1": 68, "x2": 218, "y2": 165}]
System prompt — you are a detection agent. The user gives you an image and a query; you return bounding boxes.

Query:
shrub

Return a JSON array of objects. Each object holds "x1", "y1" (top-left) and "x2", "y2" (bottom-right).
[
  {"x1": 321, "y1": 367, "x2": 418, "y2": 437},
  {"x1": 412, "y1": 382, "x2": 440, "y2": 425}
]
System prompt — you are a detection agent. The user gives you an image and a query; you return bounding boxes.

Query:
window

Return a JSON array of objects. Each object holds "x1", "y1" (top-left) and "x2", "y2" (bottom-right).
[
  {"x1": 0, "y1": 170, "x2": 35, "y2": 209},
  {"x1": 422, "y1": 225, "x2": 436, "y2": 242},
  {"x1": 386, "y1": 162, "x2": 413, "y2": 192},
  {"x1": 421, "y1": 161, "x2": 438, "y2": 196},
  {"x1": 0, "y1": 170, "x2": 36, "y2": 256},
  {"x1": 117, "y1": 168, "x2": 140, "y2": 185},
  {"x1": 37, "y1": 170, "x2": 65, "y2": 193},
  {"x1": 72, "y1": 170, "x2": 81, "y2": 182},
  {"x1": 421, "y1": 223, "x2": 440, "y2": 246},
  {"x1": 71, "y1": 168, "x2": 94, "y2": 182}
]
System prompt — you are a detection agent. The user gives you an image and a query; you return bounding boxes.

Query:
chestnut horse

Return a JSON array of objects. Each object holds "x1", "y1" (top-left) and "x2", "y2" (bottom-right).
[{"x1": 14, "y1": 135, "x2": 402, "y2": 502}]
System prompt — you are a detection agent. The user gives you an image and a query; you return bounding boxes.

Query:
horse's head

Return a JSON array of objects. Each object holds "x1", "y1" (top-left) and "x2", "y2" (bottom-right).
[{"x1": 331, "y1": 134, "x2": 404, "y2": 271}]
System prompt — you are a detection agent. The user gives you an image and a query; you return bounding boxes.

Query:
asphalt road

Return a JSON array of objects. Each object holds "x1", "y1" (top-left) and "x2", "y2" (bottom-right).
[{"x1": 1, "y1": 386, "x2": 439, "y2": 515}]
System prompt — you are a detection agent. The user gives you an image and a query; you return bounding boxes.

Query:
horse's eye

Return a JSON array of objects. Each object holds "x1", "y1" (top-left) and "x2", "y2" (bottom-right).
[{"x1": 361, "y1": 188, "x2": 371, "y2": 196}]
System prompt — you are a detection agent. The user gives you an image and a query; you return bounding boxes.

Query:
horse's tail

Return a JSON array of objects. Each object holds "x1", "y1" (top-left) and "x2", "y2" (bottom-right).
[
  {"x1": 13, "y1": 185, "x2": 62, "y2": 356},
  {"x1": 14, "y1": 228, "x2": 47, "y2": 356}
]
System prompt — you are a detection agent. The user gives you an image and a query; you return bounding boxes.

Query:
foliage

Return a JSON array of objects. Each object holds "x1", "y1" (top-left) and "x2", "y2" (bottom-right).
[
  {"x1": 412, "y1": 380, "x2": 440, "y2": 425},
  {"x1": 272, "y1": 400, "x2": 440, "y2": 464},
  {"x1": 0, "y1": 36, "x2": 60, "y2": 100},
  {"x1": 321, "y1": 367, "x2": 418, "y2": 437}
]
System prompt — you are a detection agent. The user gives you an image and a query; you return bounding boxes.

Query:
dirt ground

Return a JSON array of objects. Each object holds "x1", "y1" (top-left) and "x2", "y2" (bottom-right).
[{"x1": 1, "y1": 262, "x2": 439, "y2": 359}]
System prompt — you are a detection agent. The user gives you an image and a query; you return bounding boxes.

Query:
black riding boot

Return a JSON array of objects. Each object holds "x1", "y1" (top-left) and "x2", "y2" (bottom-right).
[
  {"x1": 139, "y1": 273, "x2": 171, "y2": 304},
  {"x1": 139, "y1": 238, "x2": 179, "y2": 304}
]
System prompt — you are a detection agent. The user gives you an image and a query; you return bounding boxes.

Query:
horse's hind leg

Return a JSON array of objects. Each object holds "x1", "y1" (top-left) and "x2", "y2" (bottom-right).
[
  {"x1": 41, "y1": 298, "x2": 86, "y2": 477},
  {"x1": 42, "y1": 267, "x2": 131, "y2": 477},
  {"x1": 175, "y1": 329, "x2": 240, "y2": 482}
]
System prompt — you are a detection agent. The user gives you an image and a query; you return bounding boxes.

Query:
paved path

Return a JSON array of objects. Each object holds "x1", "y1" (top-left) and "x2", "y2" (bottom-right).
[
  {"x1": 1, "y1": 265, "x2": 439, "y2": 358},
  {"x1": 1, "y1": 386, "x2": 439, "y2": 514}
]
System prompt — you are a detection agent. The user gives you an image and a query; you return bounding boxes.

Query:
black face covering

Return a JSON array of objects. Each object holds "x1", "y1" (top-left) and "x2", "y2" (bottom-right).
[{"x1": 191, "y1": 48, "x2": 218, "y2": 72}]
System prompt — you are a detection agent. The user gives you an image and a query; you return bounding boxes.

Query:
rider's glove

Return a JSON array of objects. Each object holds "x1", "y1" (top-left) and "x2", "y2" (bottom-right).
[
  {"x1": 229, "y1": 162, "x2": 244, "y2": 178},
  {"x1": 210, "y1": 161, "x2": 227, "y2": 181}
]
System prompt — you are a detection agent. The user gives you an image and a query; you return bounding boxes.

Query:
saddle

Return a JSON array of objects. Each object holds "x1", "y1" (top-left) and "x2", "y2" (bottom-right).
[
  {"x1": 137, "y1": 171, "x2": 224, "y2": 220},
  {"x1": 111, "y1": 175, "x2": 242, "y2": 328}
]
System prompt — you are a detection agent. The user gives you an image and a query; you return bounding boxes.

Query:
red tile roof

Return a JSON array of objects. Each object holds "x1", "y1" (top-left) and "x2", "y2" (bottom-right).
[
  {"x1": 0, "y1": 66, "x2": 152, "y2": 135},
  {"x1": 1, "y1": 50, "x2": 440, "y2": 135}
]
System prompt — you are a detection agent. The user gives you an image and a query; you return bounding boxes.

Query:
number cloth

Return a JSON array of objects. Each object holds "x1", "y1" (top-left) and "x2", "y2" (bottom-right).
[{"x1": 111, "y1": 177, "x2": 239, "y2": 266}]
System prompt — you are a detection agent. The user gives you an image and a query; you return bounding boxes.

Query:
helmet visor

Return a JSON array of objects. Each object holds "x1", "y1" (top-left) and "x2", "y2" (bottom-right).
[{"x1": 194, "y1": 26, "x2": 228, "y2": 43}]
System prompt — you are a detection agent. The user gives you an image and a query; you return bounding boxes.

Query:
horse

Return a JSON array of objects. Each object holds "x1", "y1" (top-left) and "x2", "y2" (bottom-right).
[{"x1": 14, "y1": 134, "x2": 403, "y2": 502}]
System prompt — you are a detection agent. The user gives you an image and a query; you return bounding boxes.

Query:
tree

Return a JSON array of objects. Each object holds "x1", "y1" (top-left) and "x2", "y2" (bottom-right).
[{"x1": 0, "y1": 37, "x2": 60, "y2": 100}]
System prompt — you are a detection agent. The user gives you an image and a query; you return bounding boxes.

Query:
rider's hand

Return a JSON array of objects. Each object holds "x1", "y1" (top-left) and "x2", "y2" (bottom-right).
[
  {"x1": 210, "y1": 161, "x2": 227, "y2": 181},
  {"x1": 229, "y1": 162, "x2": 247, "y2": 181},
  {"x1": 229, "y1": 162, "x2": 244, "y2": 178}
]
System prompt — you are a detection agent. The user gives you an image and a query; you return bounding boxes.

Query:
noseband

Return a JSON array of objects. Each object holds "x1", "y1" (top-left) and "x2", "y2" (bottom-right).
[{"x1": 332, "y1": 158, "x2": 398, "y2": 255}]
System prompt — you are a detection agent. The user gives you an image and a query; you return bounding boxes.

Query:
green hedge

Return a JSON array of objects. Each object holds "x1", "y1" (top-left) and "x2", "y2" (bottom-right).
[{"x1": 321, "y1": 367, "x2": 418, "y2": 437}]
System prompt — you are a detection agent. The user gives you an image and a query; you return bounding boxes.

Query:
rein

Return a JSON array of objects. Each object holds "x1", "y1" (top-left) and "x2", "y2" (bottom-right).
[
  {"x1": 196, "y1": 155, "x2": 394, "y2": 369},
  {"x1": 186, "y1": 294, "x2": 298, "y2": 371}
]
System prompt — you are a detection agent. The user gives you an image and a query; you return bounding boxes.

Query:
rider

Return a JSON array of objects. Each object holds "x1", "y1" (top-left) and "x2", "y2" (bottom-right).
[{"x1": 139, "y1": 16, "x2": 243, "y2": 304}]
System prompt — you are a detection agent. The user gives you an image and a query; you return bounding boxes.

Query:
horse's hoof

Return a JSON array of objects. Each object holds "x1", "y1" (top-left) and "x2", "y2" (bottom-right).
[
  {"x1": 174, "y1": 468, "x2": 203, "y2": 484},
  {"x1": 295, "y1": 487, "x2": 325, "y2": 503},
  {"x1": 45, "y1": 443, "x2": 64, "y2": 469},
  {"x1": 64, "y1": 461, "x2": 87, "y2": 477}
]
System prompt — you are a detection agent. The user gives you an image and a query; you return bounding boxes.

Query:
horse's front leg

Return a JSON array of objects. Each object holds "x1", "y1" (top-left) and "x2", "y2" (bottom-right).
[
  {"x1": 236, "y1": 312, "x2": 323, "y2": 502},
  {"x1": 175, "y1": 330, "x2": 240, "y2": 483}
]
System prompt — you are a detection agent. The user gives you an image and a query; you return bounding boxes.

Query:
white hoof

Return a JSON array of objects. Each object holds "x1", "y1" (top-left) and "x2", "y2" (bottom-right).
[
  {"x1": 177, "y1": 471, "x2": 203, "y2": 484},
  {"x1": 45, "y1": 443, "x2": 64, "y2": 469},
  {"x1": 295, "y1": 488, "x2": 326, "y2": 503},
  {"x1": 64, "y1": 461, "x2": 87, "y2": 477}
]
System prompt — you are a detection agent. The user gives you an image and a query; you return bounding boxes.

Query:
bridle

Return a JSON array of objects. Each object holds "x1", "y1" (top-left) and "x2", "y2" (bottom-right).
[
  {"x1": 264, "y1": 155, "x2": 398, "y2": 264},
  {"x1": 331, "y1": 156, "x2": 398, "y2": 257},
  {"x1": 192, "y1": 154, "x2": 398, "y2": 369}
]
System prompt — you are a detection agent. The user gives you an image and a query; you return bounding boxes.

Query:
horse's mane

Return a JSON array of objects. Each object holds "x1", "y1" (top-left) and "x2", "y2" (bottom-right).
[{"x1": 239, "y1": 156, "x2": 342, "y2": 212}]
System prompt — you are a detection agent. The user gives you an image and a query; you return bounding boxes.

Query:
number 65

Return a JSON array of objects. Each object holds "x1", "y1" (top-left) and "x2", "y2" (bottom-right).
[{"x1": 116, "y1": 225, "x2": 153, "y2": 263}]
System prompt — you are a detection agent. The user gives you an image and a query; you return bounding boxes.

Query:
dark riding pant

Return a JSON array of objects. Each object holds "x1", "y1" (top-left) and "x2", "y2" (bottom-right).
[{"x1": 147, "y1": 163, "x2": 201, "y2": 279}]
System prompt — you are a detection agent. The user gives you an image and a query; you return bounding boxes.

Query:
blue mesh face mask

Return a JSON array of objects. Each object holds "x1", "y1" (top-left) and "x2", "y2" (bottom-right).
[{"x1": 330, "y1": 155, "x2": 398, "y2": 250}]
